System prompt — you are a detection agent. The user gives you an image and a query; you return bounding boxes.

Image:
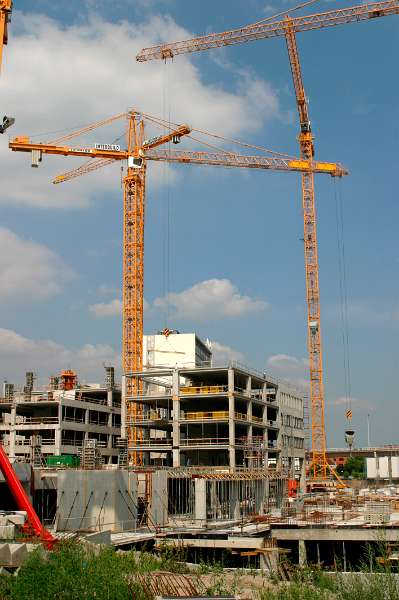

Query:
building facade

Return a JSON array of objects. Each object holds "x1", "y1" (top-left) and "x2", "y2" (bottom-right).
[
  {"x1": 277, "y1": 386, "x2": 306, "y2": 476},
  {"x1": 0, "y1": 374, "x2": 121, "y2": 464},
  {"x1": 124, "y1": 359, "x2": 306, "y2": 472}
]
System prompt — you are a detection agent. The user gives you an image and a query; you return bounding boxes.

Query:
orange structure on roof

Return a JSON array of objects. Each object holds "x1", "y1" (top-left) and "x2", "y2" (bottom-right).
[{"x1": 60, "y1": 370, "x2": 77, "y2": 391}]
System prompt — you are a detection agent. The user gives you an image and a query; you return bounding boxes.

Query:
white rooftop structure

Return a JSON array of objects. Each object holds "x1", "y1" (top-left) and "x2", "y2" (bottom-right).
[{"x1": 143, "y1": 332, "x2": 212, "y2": 369}]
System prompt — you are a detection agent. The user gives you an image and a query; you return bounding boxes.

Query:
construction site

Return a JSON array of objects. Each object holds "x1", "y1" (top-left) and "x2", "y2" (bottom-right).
[{"x1": 0, "y1": 1, "x2": 399, "y2": 598}]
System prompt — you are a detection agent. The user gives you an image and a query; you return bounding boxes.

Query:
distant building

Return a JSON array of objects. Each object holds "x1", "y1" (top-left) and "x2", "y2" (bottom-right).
[{"x1": 0, "y1": 369, "x2": 121, "y2": 465}]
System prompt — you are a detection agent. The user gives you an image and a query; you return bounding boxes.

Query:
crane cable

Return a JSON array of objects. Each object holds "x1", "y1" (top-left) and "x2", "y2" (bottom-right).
[
  {"x1": 161, "y1": 57, "x2": 173, "y2": 328},
  {"x1": 142, "y1": 112, "x2": 296, "y2": 158},
  {"x1": 251, "y1": 0, "x2": 322, "y2": 26},
  {"x1": 334, "y1": 178, "x2": 352, "y2": 424}
]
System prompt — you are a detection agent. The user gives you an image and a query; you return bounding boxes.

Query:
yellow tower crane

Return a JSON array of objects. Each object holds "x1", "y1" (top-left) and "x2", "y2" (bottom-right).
[
  {"x1": 10, "y1": 110, "x2": 347, "y2": 465},
  {"x1": 0, "y1": 0, "x2": 11, "y2": 72},
  {"x1": 0, "y1": 0, "x2": 14, "y2": 134},
  {"x1": 136, "y1": 0, "x2": 399, "y2": 485}
]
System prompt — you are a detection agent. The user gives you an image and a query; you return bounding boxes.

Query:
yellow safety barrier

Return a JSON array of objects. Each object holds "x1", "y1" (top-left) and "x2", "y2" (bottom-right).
[{"x1": 180, "y1": 385, "x2": 227, "y2": 394}]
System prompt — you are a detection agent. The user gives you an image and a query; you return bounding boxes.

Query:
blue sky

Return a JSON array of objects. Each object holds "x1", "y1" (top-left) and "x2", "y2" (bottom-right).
[{"x1": 0, "y1": 0, "x2": 398, "y2": 447}]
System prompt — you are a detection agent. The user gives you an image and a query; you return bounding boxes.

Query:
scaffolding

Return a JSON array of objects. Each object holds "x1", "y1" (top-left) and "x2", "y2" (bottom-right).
[
  {"x1": 241, "y1": 436, "x2": 267, "y2": 469},
  {"x1": 78, "y1": 439, "x2": 103, "y2": 469}
]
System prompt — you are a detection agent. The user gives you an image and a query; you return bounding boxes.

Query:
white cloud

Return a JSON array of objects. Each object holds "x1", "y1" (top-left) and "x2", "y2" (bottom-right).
[
  {"x1": 0, "y1": 227, "x2": 73, "y2": 302},
  {"x1": 97, "y1": 284, "x2": 120, "y2": 297},
  {"x1": 88, "y1": 297, "x2": 149, "y2": 317},
  {"x1": 0, "y1": 328, "x2": 119, "y2": 384},
  {"x1": 267, "y1": 354, "x2": 309, "y2": 371},
  {"x1": 210, "y1": 341, "x2": 245, "y2": 365},
  {"x1": 332, "y1": 396, "x2": 371, "y2": 411},
  {"x1": 154, "y1": 278, "x2": 268, "y2": 320},
  {"x1": 1, "y1": 12, "x2": 279, "y2": 209},
  {"x1": 89, "y1": 298, "x2": 122, "y2": 318},
  {"x1": 266, "y1": 353, "x2": 309, "y2": 391}
]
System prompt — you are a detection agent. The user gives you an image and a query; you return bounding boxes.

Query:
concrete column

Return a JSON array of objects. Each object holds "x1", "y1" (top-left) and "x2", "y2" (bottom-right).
[
  {"x1": 107, "y1": 390, "x2": 113, "y2": 407},
  {"x1": 299, "y1": 539, "x2": 307, "y2": 566},
  {"x1": 84, "y1": 408, "x2": 89, "y2": 444},
  {"x1": 246, "y1": 375, "x2": 252, "y2": 397},
  {"x1": 107, "y1": 409, "x2": 113, "y2": 453},
  {"x1": 121, "y1": 376, "x2": 127, "y2": 438},
  {"x1": 299, "y1": 458, "x2": 307, "y2": 494},
  {"x1": 262, "y1": 403, "x2": 268, "y2": 468},
  {"x1": 54, "y1": 427, "x2": 62, "y2": 455},
  {"x1": 229, "y1": 481, "x2": 240, "y2": 520},
  {"x1": 228, "y1": 368, "x2": 235, "y2": 467},
  {"x1": 260, "y1": 548, "x2": 279, "y2": 572},
  {"x1": 209, "y1": 481, "x2": 219, "y2": 520},
  {"x1": 9, "y1": 404, "x2": 16, "y2": 462},
  {"x1": 194, "y1": 479, "x2": 207, "y2": 527},
  {"x1": 257, "y1": 480, "x2": 266, "y2": 514},
  {"x1": 247, "y1": 400, "x2": 253, "y2": 422},
  {"x1": 172, "y1": 369, "x2": 180, "y2": 468},
  {"x1": 228, "y1": 368, "x2": 234, "y2": 395},
  {"x1": 247, "y1": 397, "x2": 253, "y2": 449},
  {"x1": 228, "y1": 395, "x2": 235, "y2": 469},
  {"x1": 262, "y1": 381, "x2": 267, "y2": 402}
]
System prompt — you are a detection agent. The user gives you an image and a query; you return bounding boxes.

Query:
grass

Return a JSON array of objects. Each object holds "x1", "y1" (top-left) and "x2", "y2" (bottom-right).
[
  {"x1": 258, "y1": 546, "x2": 399, "y2": 600},
  {"x1": 2, "y1": 539, "x2": 399, "y2": 599},
  {"x1": 0, "y1": 541, "x2": 173, "y2": 600},
  {"x1": 0, "y1": 540, "x2": 242, "y2": 599}
]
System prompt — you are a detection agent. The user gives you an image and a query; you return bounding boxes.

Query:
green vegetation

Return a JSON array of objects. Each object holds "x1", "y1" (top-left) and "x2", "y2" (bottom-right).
[
  {"x1": 337, "y1": 456, "x2": 365, "y2": 479},
  {"x1": 0, "y1": 542, "x2": 161, "y2": 600},
  {"x1": 0, "y1": 541, "x2": 239, "y2": 599},
  {"x1": 1, "y1": 539, "x2": 399, "y2": 599},
  {"x1": 259, "y1": 546, "x2": 399, "y2": 600}
]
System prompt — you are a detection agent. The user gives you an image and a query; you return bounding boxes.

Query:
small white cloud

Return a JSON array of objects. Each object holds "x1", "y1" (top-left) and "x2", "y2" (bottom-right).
[
  {"x1": 97, "y1": 284, "x2": 120, "y2": 297},
  {"x1": 154, "y1": 278, "x2": 268, "y2": 320},
  {"x1": 89, "y1": 298, "x2": 122, "y2": 318},
  {"x1": 0, "y1": 328, "x2": 119, "y2": 384},
  {"x1": 210, "y1": 341, "x2": 245, "y2": 365},
  {"x1": 89, "y1": 297, "x2": 149, "y2": 317},
  {"x1": 266, "y1": 353, "x2": 309, "y2": 392},
  {"x1": 267, "y1": 354, "x2": 309, "y2": 370},
  {"x1": 0, "y1": 227, "x2": 73, "y2": 302},
  {"x1": 332, "y1": 396, "x2": 371, "y2": 411}
]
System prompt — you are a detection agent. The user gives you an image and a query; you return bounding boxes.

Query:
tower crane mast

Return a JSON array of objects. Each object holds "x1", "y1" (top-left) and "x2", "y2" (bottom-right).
[
  {"x1": 0, "y1": 0, "x2": 11, "y2": 72},
  {"x1": 136, "y1": 0, "x2": 398, "y2": 484},
  {"x1": 10, "y1": 111, "x2": 347, "y2": 465},
  {"x1": 284, "y1": 19, "x2": 327, "y2": 480}
]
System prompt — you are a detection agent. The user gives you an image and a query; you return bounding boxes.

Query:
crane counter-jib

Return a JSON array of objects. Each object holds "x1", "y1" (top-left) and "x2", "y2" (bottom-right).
[{"x1": 9, "y1": 139, "x2": 130, "y2": 160}]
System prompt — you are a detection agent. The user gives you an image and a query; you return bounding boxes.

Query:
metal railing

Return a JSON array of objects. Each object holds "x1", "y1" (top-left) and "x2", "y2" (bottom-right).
[
  {"x1": 19, "y1": 416, "x2": 59, "y2": 425},
  {"x1": 180, "y1": 385, "x2": 227, "y2": 395},
  {"x1": 179, "y1": 437, "x2": 248, "y2": 447},
  {"x1": 182, "y1": 410, "x2": 229, "y2": 421},
  {"x1": 62, "y1": 416, "x2": 85, "y2": 423},
  {"x1": 129, "y1": 438, "x2": 172, "y2": 447}
]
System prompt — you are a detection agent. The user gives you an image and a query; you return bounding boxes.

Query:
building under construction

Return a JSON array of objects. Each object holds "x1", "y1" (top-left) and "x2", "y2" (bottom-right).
[
  {"x1": 125, "y1": 332, "x2": 305, "y2": 473},
  {"x1": 0, "y1": 367, "x2": 121, "y2": 465},
  {"x1": 1, "y1": 338, "x2": 399, "y2": 571}
]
